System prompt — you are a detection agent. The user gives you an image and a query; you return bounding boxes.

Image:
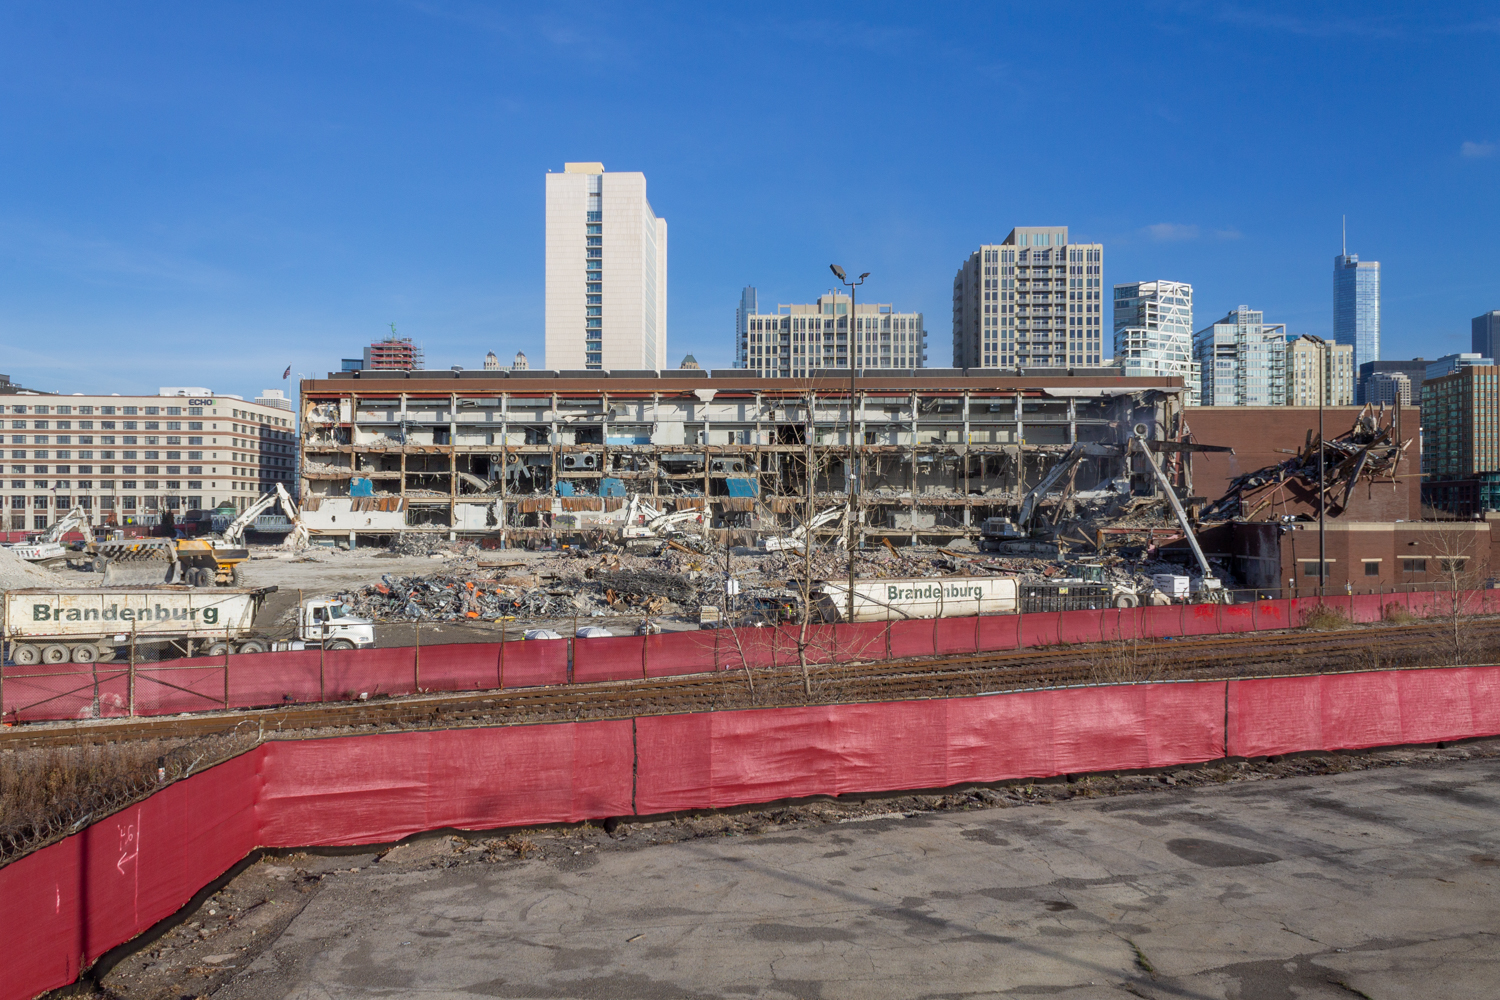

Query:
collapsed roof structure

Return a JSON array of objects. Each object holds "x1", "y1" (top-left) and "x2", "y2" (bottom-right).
[{"x1": 1200, "y1": 405, "x2": 1412, "y2": 522}]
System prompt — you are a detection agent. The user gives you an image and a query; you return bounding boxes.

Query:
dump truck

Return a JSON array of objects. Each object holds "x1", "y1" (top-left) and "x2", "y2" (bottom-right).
[{"x1": 2, "y1": 587, "x2": 376, "y2": 665}]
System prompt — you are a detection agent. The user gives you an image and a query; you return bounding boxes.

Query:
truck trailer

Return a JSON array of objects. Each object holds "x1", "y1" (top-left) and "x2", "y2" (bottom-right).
[
  {"x1": 815, "y1": 576, "x2": 1019, "y2": 623},
  {"x1": 3, "y1": 587, "x2": 376, "y2": 665}
]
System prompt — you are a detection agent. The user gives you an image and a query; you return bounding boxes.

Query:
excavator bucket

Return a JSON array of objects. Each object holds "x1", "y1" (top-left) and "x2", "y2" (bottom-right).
[{"x1": 94, "y1": 538, "x2": 179, "y2": 586}]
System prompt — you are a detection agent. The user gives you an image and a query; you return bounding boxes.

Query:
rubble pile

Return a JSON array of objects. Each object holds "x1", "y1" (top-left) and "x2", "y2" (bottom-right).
[
  {"x1": 388, "y1": 534, "x2": 478, "y2": 558},
  {"x1": 342, "y1": 573, "x2": 579, "y2": 622}
]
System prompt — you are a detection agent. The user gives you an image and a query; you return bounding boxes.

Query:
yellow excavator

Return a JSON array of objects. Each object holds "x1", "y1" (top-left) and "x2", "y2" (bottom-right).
[{"x1": 92, "y1": 484, "x2": 305, "y2": 587}]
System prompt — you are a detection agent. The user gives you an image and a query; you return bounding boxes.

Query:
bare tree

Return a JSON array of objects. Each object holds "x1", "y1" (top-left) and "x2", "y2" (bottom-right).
[{"x1": 1426, "y1": 525, "x2": 1488, "y2": 666}]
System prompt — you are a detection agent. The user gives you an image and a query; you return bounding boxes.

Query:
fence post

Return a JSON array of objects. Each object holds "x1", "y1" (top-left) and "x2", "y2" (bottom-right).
[
  {"x1": 641, "y1": 630, "x2": 649, "y2": 680},
  {"x1": 497, "y1": 627, "x2": 506, "y2": 689},
  {"x1": 125, "y1": 623, "x2": 136, "y2": 719},
  {"x1": 414, "y1": 622, "x2": 421, "y2": 693}
]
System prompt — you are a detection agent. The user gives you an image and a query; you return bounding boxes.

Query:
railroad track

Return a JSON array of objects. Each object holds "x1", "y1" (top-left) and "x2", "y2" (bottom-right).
[{"x1": 4, "y1": 618, "x2": 1496, "y2": 751}]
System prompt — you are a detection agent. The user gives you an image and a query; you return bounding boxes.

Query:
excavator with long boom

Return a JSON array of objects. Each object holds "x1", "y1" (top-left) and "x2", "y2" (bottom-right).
[{"x1": 6, "y1": 505, "x2": 92, "y2": 565}]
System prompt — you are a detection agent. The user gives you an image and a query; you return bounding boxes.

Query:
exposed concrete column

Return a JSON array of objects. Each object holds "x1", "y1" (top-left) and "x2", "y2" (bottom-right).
[
  {"x1": 499, "y1": 392, "x2": 509, "y2": 546},
  {"x1": 701, "y1": 397, "x2": 711, "y2": 506},
  {"x1": 651, "y1": 392, "x2": 660, "y2": 501},
  {"x1": 1068, "y1": 397, "x2": 1077, "y2": 444},
  {"x1": 600, "y1": 392, "x2": 610, "y2": 489},
  {"x1": 398, "y1": 392, "x2": 408, "y2": 506},
  {"x1": 908, "y1": 391, "x2": 919, "y2": 546},
  {"x1": 449, "y1": 391, "x2": 458, "y2": 540},
  {"x1": 962, "y1": 392, "x2": 971, "y2": 529},
  {"x1": 753, "y1": 391, "x2": 763, "y2": 525},
  {"x1": 1013, "y1": 391, "x2": 1024, "y2": 494},
  {"x1": 550, "y1": 393, "x2": 559, "y2": 518}
]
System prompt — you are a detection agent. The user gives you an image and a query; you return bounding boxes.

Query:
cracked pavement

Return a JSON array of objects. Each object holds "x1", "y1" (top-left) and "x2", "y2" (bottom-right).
[{"x1": 109, "y1": 755, "x2": 1500, "y2": 999}]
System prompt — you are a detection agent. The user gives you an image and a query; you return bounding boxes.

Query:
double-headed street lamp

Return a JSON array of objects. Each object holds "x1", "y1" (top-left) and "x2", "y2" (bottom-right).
[{"x1": 830, "y1": 264, "x2": 868, "y2": 623}]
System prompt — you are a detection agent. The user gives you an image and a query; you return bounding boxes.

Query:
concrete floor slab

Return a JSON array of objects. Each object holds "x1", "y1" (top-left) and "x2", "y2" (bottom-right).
[{"x1": 191, "y1": 757, "x2": 1500, "y2": 1000}]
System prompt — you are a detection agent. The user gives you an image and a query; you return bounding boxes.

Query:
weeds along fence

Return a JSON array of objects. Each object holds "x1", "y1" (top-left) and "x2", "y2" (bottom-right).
[{"x1": 4, "y1": 586, "x2": 1499, "y2": 724}]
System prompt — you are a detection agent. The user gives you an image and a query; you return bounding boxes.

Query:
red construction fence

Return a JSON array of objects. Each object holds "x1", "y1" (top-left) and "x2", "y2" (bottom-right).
[
  {"x1": 6, "y1": 588, "x2": 1500, "y2": 724},
  {"x1": 3, "y1": 661, "x2": 1500, "y2": 1000}
]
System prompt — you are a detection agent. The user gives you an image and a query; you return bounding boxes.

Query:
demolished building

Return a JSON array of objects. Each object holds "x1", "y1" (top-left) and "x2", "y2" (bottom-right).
[{"x1": 296, "y1": 369, "x2": 1196, "y2": 547}]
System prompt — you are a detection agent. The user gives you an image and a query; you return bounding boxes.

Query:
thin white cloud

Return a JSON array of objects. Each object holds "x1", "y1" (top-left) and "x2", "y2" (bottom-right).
[
  {"x1": 1461, "y1": 141, "x2": 1495, "y2": 158},
  {"x1": 1144, "y1": 222, "x2": 1199, "y2": 242},
  {"x1": 0, "y1": 221, "x2": 236, "y2": 289},
  {"x1": 1214, "y1": 228, "x2": 1243, "y2": 240}
]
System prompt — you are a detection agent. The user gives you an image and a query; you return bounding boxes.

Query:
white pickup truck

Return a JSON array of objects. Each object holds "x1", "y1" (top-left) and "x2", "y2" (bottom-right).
[{"x1": 3, "y1": 587, "x2": 376, "y2": 665}]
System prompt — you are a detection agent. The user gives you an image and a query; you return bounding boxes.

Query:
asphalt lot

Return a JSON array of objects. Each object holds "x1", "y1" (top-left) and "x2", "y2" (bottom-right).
[{"x1": 132, "y1": 753, "x2": 1500, "y2": 1000}]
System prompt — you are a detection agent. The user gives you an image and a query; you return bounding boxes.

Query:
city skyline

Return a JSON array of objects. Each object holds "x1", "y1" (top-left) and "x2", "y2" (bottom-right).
[{"x1": 1, "y1": 6, "x2": 1497, "y2": 398}]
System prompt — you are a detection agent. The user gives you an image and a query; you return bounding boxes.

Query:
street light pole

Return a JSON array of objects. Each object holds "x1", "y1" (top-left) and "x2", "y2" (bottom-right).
[
  {"x1": 1318, "y1": 339, "x2": 1326, "y2": 599},
  {"x1": 831, "y1": 265, "x2": 869, "y2": 624}
]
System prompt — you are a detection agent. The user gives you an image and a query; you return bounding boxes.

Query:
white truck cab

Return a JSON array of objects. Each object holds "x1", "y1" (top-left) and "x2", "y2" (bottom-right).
[{"x1": 298, "y1": 600, "x2": 376, "y2": 650}]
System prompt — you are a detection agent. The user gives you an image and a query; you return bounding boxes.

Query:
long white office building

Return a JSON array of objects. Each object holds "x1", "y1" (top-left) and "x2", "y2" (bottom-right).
[
  {"x1": 1112, "y1": 280, "x2": 1200, "y2": 405},
  {"x1": 1, "y1": 387, "x2": 297, "y2": 531},
  {"x1": 544, "y1": 162, "x2": 667, "y2": 372},
  {"x1": 952, "y1": 227, "x2": 1105, "y2": 369},
  {"x1": 741, "y1": 291, "x2": 926, "y2": 376}
]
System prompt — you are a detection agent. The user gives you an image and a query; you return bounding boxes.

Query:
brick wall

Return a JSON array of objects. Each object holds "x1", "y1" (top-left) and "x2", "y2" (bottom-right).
[
  {"x1": 1274, "y1": 521, "x2": 1498, "y2": 596},
  {"x1": 1186, "y1": 406, "x2": 1421, "y2": 522}
]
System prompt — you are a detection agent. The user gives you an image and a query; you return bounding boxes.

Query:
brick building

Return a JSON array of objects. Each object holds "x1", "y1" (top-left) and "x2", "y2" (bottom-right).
[
  {"x1": 1421, "y1": 364, "x2": 1500, "y2": 515},
  {"x1": 1185, "y1": 405, "x2": 1422, "y2": 521}
]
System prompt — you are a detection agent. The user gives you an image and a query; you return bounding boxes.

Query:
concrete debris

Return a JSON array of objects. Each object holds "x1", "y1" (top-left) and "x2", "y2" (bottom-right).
[{"x1": 0, "y1": 545, "x2": 67, "y2": 589}]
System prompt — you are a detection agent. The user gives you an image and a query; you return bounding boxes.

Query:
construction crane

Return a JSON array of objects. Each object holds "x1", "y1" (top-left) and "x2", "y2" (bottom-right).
[{"x1": 7, "y1": 505, "x2": 91, "y2": 563}]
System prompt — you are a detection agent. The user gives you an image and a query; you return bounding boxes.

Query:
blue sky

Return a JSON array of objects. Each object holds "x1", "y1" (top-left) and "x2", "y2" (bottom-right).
[{"x1": 1, "y1": 2, "x2": 1497, "y2": 399}]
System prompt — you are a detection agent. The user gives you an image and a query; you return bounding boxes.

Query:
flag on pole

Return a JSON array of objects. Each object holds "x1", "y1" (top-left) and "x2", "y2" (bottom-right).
[{"x1": 282, "y1": 365, "x2": 291, "y2": 379}]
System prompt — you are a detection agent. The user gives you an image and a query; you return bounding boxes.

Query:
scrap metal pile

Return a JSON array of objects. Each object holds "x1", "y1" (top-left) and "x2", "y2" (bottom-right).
[{"x1": 1201, "y1": 405, "x2": 1410, "y2": 522}]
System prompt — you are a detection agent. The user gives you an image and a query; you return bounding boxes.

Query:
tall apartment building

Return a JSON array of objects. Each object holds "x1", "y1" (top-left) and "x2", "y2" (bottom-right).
[
  {"x1": 1193, "y1": 306, "x2": 1287, "y2": 406},
  {"x1": 734, "y1": 287, "x2": 757, "y2": 368},
  {"x1": 1358, "y1": 359, "x2": 1429, "y2": 406},
  {"x1": 952, "y1": 227, "x2": 1104, "y2": 369},
  {"x1": 2, "y1": 388, "x2": 297, "y2": 531},
  {"x1": 1366, "y1": 371, "x2": 1412, "y2": 406},
  {"x1": 1285, "y1": 335, "x2": 1355, "y2": 406},
  {"x1": 742, "y1": 292, "x2": 926, "y2": 376},
  {"x1": 1112, "y1": 280, "x2": 1199, "y2": 405},
  {"x1": 1334, "y1": 250, "x2": 1380, "y2": 370},
  {"x1": 545, "y1": 162, "x2": 667, "y2": 371},
  {"x1": 1474, "y1": 310, "x2": 1500, "y2": 360},
  {"x1": 1421, "y1": 364, "x2": 1500, "y2": 513},
  {"x1": 362, "y1": 335, "x2": 424, "y2": 370}
]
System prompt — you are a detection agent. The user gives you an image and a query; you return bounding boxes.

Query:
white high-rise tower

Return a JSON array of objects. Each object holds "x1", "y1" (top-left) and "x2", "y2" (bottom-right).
[{"x1": 545, "y1": 162, "x2": 667, "y2": 371}]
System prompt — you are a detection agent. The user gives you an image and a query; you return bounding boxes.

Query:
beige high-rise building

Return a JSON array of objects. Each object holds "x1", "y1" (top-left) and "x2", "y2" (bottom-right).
[
  {"x1": 545, "y1": 162, "x2": 667, "y2": 371},
  {"x1": 1285, "y1": 334, "x2": 1355, "y2": 406},
  {"x1": 952, "y1": 227, "x2": 1104, "y2": 369},
  {"x1": 742, "y1": 292, "x2": 926, "y2": 376}
]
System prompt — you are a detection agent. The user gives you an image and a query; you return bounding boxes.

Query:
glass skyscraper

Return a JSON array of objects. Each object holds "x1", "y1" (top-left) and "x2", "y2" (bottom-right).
[
  {"x1": 1193, "y1": 306, "x2": 1287, "y2": 406},
  {"x1": 1333, "y1": 252, "x2": 1380, "y2": 371}
]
